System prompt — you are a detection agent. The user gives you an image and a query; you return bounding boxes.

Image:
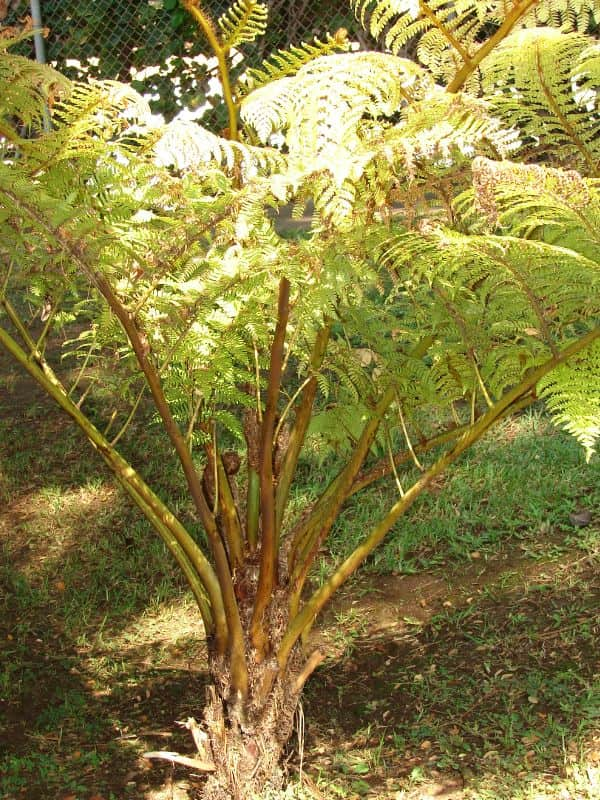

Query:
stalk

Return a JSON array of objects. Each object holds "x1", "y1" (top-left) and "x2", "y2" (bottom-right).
[
  {"x1": 288, "y1": 385, "x2": 395, "y2": 579},
  {"x1": 0, "y1": 322, "x2": 222, "y2": 643},
  {"x1": 251, "y1": 277, "x2": 290, "y2": 656},
  {"x1": 275, "y1": 324, "x2": 331, "y2": 533},
  {"x1": 277, "y1": 327, "x2": 600, "y2": 668},
  {"x1": 180, "y1": 1, "x2": 239, "y2": 140}
]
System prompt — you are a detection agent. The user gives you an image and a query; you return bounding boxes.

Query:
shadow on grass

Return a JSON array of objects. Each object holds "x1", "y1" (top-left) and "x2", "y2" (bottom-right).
[
  {"x1": 0, "y1": 347, "x2": 210, "y2": 798},
  {"x1": 303, "y1": 551, "x2": 599, "y2": 799}
]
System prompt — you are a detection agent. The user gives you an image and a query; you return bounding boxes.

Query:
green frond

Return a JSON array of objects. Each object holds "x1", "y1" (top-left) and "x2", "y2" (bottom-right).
[
  {"x1": 463, "y1": 158, "x2": 600, "y2": 262},
  {"x1": 350, "y1": 0, "x2": 483, "y2": 85},
  {"x1": 238, "y1": 32, "x2": 350, "y2": 96},
  {"x1": 384, "y1": 90, "x2": 519, "y2": 189},
  {"x1": 538, "y1": 338, "x2": 600, "y2": 460},
  {"x1": 521, "y1": 0, "x2": 600, "y2": 32},
  {"x1": 375, "y1": 224, "x2": 600, "y2": 404},
  {"x1": 217, "y1": 0, "x2": 268, "y2": 50},
  {"x1": 480, "y1": 28, "x2": 600, "y2": 175},
  {"x1": 242, "y1": 52, "x2": 431, "y2": 166}
]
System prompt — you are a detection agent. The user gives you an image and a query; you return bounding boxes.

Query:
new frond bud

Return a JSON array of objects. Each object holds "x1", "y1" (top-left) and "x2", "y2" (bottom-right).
[{"x1": 334, "y1": 27, "x2": 348, "y2": 45}]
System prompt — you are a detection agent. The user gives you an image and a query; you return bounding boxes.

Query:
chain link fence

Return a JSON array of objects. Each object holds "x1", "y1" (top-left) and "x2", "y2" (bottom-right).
[{"x1": 3, "y1": 1, "x2": 370, "y2": 128}]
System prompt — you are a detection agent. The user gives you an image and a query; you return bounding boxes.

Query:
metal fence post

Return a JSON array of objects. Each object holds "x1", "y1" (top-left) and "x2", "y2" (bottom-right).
[{"x1": 29, "y1": 0, "x2": 47, "y2": 64}]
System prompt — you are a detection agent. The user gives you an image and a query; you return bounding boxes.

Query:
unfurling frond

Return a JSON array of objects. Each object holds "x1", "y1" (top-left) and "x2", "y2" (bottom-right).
[
  {"x1": 217, "y1": 0, "x2": 268, "y2": 50},
  {"x1": 480, "y1": 28, "x2": 600, "y2": 175},
  {"x1": 238, "y1": 32, "x2": 350, "y2": 96},
  {"x1": 538, "y1": 338, "x2": 600, "y2": 461}
]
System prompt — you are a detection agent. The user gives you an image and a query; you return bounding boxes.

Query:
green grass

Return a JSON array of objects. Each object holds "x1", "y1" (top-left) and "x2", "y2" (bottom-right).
[
  {"x1": 300, "y1": 409, "x2": 600, "y2": 577},
  {"x1": 303, "y1": 546, "x2": 599, "y2": 800}
]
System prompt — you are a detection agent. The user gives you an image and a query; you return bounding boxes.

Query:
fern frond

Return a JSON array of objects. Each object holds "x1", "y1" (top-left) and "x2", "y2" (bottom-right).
[
  {"x1": 350, "y1": 0, "x2": 482, "y2": 85},
  {"x1": 480, "y1": 28, "x2": 600, "y2": 175},
  {"x1": 521, "y1": 0, "x2": 600, "y2": 32},
  {"x1": 238, "y1": 32, "x2": 350, "y2": 96},
  {"x1": 242, "y1": 52, "x2": 431, "y2": 154},
  {"x1": 538, "y1": 338, "x2": 600, "y2": 460},
  {"x1": 464, "y1": 158, "x2": 600, "y2": 262},
  {"x1": 217, "y1": 0, "x2": 268, "y2": 50},
  {"x1": 153, "y1": 119, "x2": 285, "y2": 176},
  {"x1": 375, "y1": 224, "x2": 600, "y2": 405},
  {"x1": 0, "y1": 47, "x2": 69, "y2": 135}
]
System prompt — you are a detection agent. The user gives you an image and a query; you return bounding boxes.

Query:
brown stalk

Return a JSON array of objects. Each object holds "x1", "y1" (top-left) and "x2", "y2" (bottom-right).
[
  {"x1": 288, "y1": 386, "x2": 396, "y2": 610},
  {"x1": 205, "y1": 442, "x2": 245, "y2": 568},
  {"x1": 251, "y1": 277, "x2": 290, "y2": 657},
  {"x1": 92, "y1": 274, "x2": 249, "y2": 698},
  {"x1": 446, "y1": 0, "x2": 539, "y2": 93},
  {"x1": 275, "y1": 323, "x2": 331, "y2": 533}
]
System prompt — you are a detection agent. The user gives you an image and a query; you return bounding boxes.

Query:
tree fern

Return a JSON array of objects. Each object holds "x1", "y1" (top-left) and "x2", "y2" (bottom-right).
[{"x1": 2, "y1": 8, "x2": 600, "y2": 797}]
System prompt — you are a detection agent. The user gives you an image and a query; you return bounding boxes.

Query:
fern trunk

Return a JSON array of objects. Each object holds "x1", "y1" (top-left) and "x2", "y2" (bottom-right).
[{"x1": 202, "y1": 638, "x2": 304, "y2": 799}]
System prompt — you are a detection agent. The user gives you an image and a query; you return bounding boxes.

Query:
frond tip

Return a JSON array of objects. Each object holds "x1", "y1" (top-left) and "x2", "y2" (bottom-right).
[
  {"x1": 538, "y1": 337, "x2": 600, "y2": 461},
  {"x1": 218, "y1": 0, "x2": 268, "y2": 50}
]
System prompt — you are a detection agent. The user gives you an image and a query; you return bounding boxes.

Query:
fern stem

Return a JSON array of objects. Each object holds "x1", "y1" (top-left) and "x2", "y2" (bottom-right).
[
  {"x1": 0, "y1": 322, "x2": 219, "y2": 637},
  {"x1": 110, "y1": 385, "x2": 146, "y2": 447},
  {"x1": 246, "y1": 467, "x2": 261, "y2": 551},
  {"x1": 275, "y1": 323, "x2": 331, "y2": 534},
  {"x1": 446, "y1": 0, "x2": 538, "y2": 93},
  {"x1": 277, "y1": 325, "x2": 600, "y2": 669},
  {"x1": 251, "y1": 277, "x2": 290, "y2": 657},
  {"x1": 288, "y1": 386, "x2": 396, "y2": 608},
  {"x1": 94, "y1": 274, "x2": 248, "y2": 692},
  {"x1": 418, "y1": 1, "x2": 471, "y2": 64},
  {"x1": 207, "y1": 442, "x2": 245, "y2": 568},
  {"x1": 181, "y1": 1, "x2": 239, "y2": 140}
]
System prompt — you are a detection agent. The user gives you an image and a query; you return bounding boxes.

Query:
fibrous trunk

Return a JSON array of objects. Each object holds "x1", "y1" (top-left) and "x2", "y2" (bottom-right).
[{"x1": 198, "y1": 579, "x2": 306, "y2": 799}]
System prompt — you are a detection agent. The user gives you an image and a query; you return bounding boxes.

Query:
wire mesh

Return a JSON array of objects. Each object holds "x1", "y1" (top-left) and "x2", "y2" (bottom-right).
[{"x1": 3, "y1": 1, "x2": 368, "y2": 128}]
